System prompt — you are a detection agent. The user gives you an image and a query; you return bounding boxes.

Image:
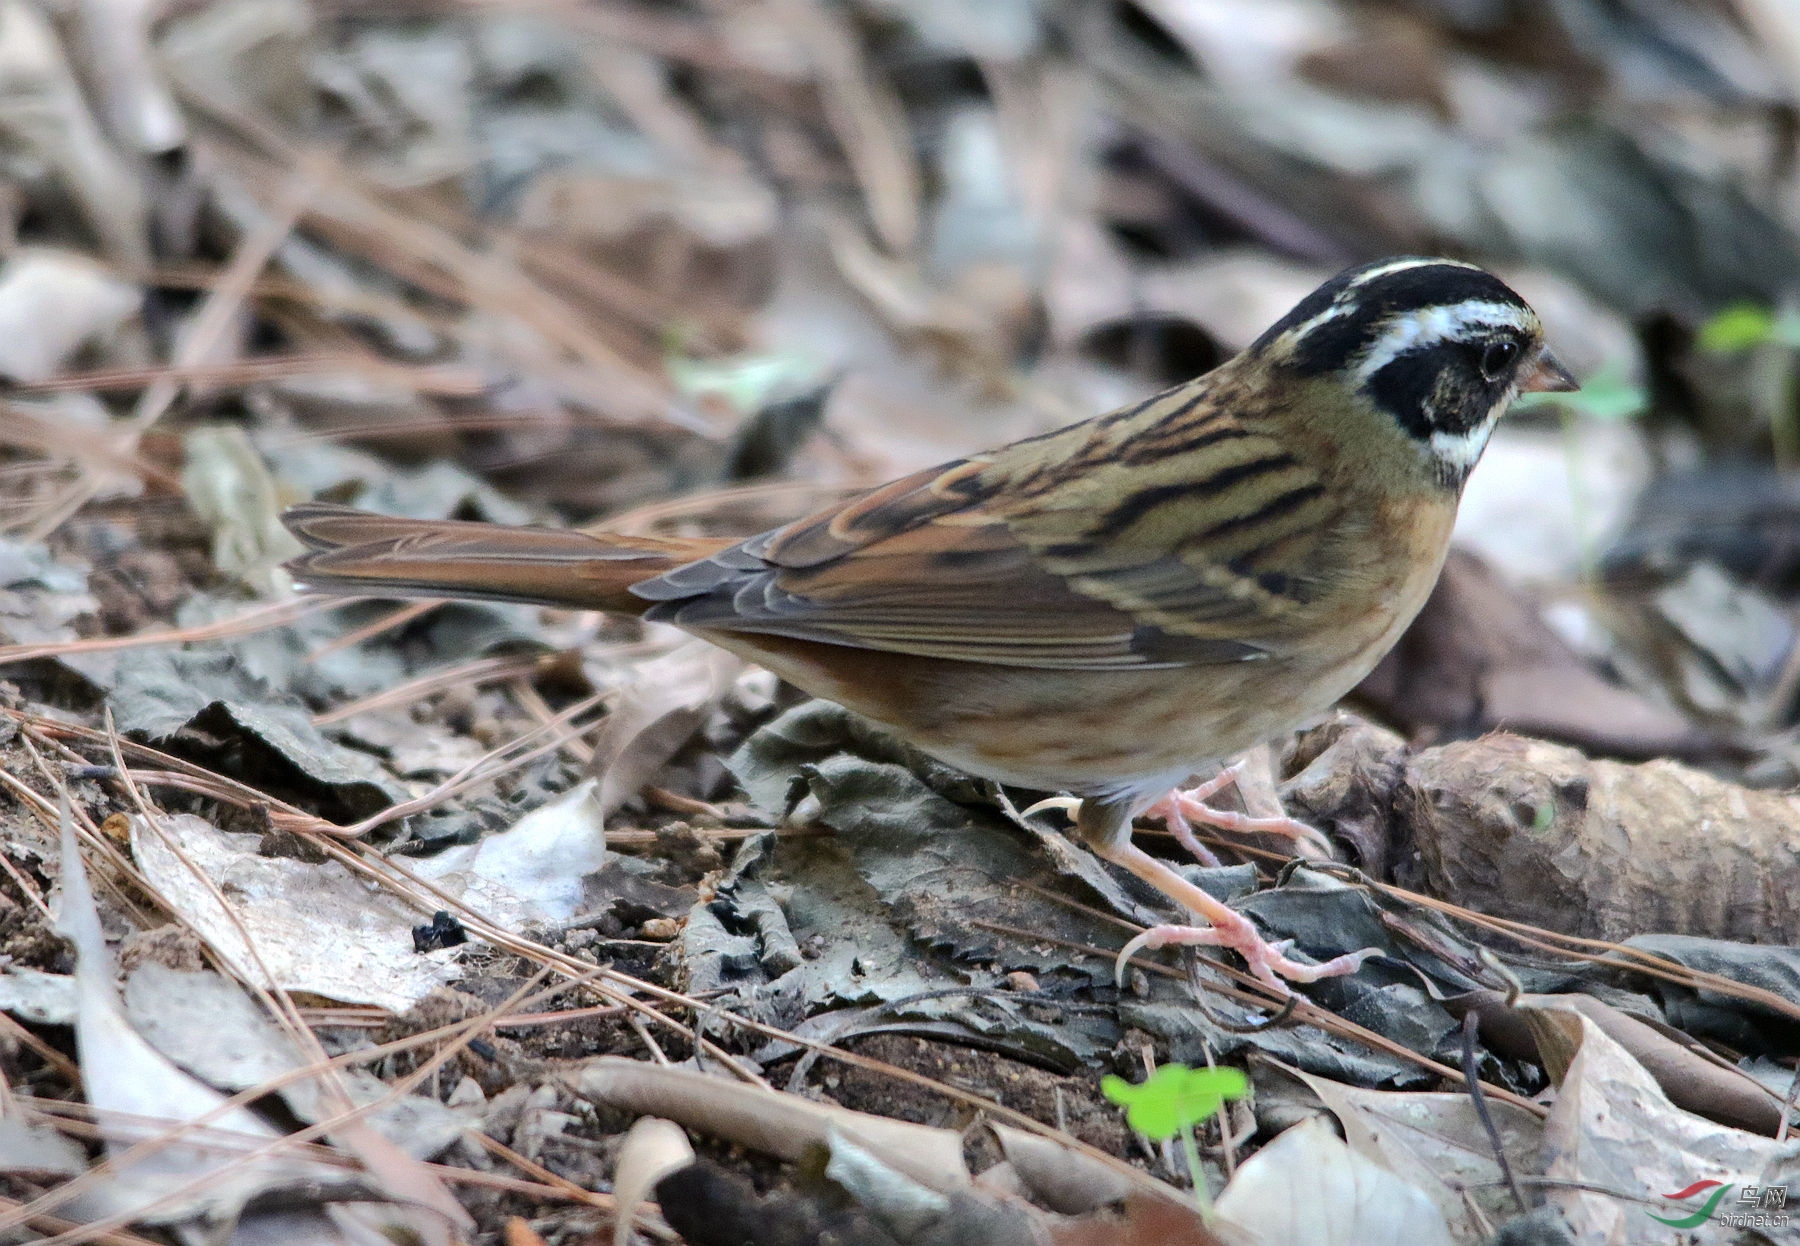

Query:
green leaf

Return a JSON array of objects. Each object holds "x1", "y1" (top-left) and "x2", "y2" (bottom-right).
[
  {"x1": 1102, "y1": 1064, "x2": 1250, "y2": 1141},
  {"x1": 1698, "y1": 304, "x2": 1778, "y2": 354},
  {"x1": 665, "y1": 348, "x2": 822, "y2": 415}
]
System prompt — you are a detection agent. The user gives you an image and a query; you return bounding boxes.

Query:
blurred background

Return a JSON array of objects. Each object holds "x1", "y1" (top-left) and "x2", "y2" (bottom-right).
[{"x1": 7, "y1": 0, "x2": 1800, "y2": 783}]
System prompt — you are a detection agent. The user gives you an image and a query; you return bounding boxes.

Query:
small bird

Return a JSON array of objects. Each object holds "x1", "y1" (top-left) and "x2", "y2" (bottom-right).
[{"x1": 282, "y1": 257, "x2": 1576, "y2": 993}]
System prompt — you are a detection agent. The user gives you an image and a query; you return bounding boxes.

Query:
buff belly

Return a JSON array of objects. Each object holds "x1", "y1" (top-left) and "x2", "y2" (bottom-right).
[
  {"x1": 714, "y1": 625, "x2": 1397, "y2": 799},
  {"x1": 894, "y1": 650, "x2": 1380, "y2": 795}
]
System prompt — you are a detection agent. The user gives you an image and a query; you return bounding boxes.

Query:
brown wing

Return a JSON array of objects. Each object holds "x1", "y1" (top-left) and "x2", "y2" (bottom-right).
[{"x1": 636, "y1": 377, "x2": 1343, "y2": 670}]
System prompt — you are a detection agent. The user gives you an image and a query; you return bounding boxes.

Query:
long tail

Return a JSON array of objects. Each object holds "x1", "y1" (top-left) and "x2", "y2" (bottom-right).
[{"x1": 281, "y1": 503, "x2": 732, "y2": 615}]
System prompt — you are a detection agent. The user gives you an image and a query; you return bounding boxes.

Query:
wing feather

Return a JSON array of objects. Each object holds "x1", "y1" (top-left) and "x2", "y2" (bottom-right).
[{"x1": 635, "y1": 375, "x2": 1341, "y2": 669}]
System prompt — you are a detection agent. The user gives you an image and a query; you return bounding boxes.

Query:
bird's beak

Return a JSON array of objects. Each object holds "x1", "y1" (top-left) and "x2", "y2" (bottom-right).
[{"x1": 1520, "y1": 348, "x2": 1579, "y2": 393}]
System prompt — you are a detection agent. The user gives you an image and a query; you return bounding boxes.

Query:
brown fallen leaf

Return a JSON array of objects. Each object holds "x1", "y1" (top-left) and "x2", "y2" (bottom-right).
[
  {"x1": 1354, "y1": 549, "x2": 1703, "y2": 760},
  {"x1": 1502, "y1": 994, "x2": 1785, "y2": 1135},
  {"x1": 1398, "y1": 733, "x2": 1800, "y2": 944},
  {"x1": 1047, "y1": 1191, "x2": 1228, "y2": 1246},
  {"x1": 1523, "y1": 1007, "x2": 1800, "y2": 1242}
]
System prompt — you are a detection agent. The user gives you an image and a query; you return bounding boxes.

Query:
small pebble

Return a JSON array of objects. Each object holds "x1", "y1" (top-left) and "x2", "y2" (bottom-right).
[
  {"x1": 1004, "y1": 970, "x2": 1039, "y2": 992},
  {"x1": 639, "y1": 917, "x2": 682, "y2": 941}
]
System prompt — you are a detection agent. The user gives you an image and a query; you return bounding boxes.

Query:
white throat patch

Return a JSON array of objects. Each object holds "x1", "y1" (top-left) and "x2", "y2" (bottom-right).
[{"x1": 1427, "y1": 420, "x2": 1498, "y2": 473}]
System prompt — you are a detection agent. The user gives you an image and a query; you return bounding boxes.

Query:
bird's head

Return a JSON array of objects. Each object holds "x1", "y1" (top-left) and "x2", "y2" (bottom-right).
[{"x1": 1250, "y1": 257, "x2": 1577, "y2": 488}]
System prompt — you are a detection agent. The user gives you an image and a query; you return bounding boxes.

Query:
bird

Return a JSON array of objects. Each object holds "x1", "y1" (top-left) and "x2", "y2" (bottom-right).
[{"x1": 281, "y1": 256, "x2": 1577, "y2": 994}]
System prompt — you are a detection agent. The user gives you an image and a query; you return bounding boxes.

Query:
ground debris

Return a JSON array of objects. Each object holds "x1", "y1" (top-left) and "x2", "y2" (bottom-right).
[
  {"x1": 2, "y1": 0, "x2": 1800, "y2": 1240},
  {"x1": 1399, "y1": 733, "x2": 1800, "y2": 946}
]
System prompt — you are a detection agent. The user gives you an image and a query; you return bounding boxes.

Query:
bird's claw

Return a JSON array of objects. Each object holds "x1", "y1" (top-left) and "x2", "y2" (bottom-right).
[
  {"x1": 1113, "y1": 914, "x2": 1379, "y2": 996},
  {"x1": 1021, "y1": 795, "x2": 1081, "y2": 821},
  {"x1": 1144, "y1": 762, "x2": 1335, "y2": 864}
]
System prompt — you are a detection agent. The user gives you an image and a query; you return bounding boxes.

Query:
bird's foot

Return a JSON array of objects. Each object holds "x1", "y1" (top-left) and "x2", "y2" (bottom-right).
[
  {"x1": 1114, "y1": 911, "x2": 1379, "y2": 994},
  {"x1": 1144, "y1": 761, "x2": 1333, "y2": 865}
]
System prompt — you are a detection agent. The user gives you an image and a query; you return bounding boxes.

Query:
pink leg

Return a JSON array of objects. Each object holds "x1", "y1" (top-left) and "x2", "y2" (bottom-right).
[
  {"x1": 1078, "y1": 800, "x2": 1376, "y2": 995},
  {"x1": 1143, "y1": 761, "x2": 1333, "y2": 865},
  {"x1": 1116, "y1": 918, "x2": 1378, "y2": 993}
]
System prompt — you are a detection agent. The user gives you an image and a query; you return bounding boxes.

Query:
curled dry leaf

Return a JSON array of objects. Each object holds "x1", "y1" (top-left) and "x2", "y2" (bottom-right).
[
  {"x1": 1509, "y1": 994, "x2": 1785, "y2": 1135},
  {"x1": 1396, "y1": 733, "x2": 1800, "y2": 945},
  {"x1": 1525, "y1": 1007, "x2": 1800, "y2": 1244},
  {"x1": 1213, "y1": 1116, "x2": 1456, "y2": 1246},
  {"x1": 593, "y1": 641, "x2": 743, "y2": 821},
  {"x1": 571, "y1": 1055, "x2": 969, "y2": 1193},
  {"x1": 1251, "y1": 1056, "x2": 1544, "y2": 1241},
  {"x1": 573, "y1": 1054, "x2": 1186, "y2": 1228},
  {"x1": 988, "y1": 1123, "x2": 1137, "y2": 1215}
]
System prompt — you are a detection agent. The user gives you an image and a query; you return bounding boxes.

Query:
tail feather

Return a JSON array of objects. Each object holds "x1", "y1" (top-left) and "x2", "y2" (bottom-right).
[{"x1": 281, "y1": 503, "x2": 731, "y2": 615}]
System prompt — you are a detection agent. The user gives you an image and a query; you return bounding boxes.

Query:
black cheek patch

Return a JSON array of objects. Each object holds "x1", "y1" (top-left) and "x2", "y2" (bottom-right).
[
  {"x1": 1365, "y1": 348, "x2": 1499, "y2": 442},
  {"x1": 1365, "y1": 351, "x2": 1445, "y2": 441}
]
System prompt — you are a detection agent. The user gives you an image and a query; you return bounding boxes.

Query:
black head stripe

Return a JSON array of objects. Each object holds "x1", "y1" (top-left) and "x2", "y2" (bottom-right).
[{"x1": 1253, "y1": 258, "x2": 1531, "y2": 376}]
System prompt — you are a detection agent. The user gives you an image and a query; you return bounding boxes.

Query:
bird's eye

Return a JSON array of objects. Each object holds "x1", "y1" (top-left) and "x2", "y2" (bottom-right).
[{"x1": 1479, "y1": 339, "x2": 1519, "y2": 381}]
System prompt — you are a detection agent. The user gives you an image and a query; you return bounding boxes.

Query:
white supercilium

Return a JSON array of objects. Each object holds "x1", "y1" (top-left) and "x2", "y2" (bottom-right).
[{"x1": 1354, "y1": 300, "x2": 1532, "y2": 383}]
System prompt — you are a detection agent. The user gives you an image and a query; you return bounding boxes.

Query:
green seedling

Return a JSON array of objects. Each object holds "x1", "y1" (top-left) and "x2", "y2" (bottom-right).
[
  {"x1": 1697, "y1": 303, "x2": 1800, "y2": 354},
  {"x1": 662, "y1": 325, "x2": 823, "y2": 417},
  {"x1": 1695, "y1": 303, "x2": 1800, "y2": 466},
  {"x1": 1102, "y1": 1063, "x2": 1249, "y2": 1214}
]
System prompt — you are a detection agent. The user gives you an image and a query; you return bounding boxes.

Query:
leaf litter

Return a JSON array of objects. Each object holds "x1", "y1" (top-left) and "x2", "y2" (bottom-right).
[{"x1": 0, "y1": 0, "x2": 1799, "y2": 1243}]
